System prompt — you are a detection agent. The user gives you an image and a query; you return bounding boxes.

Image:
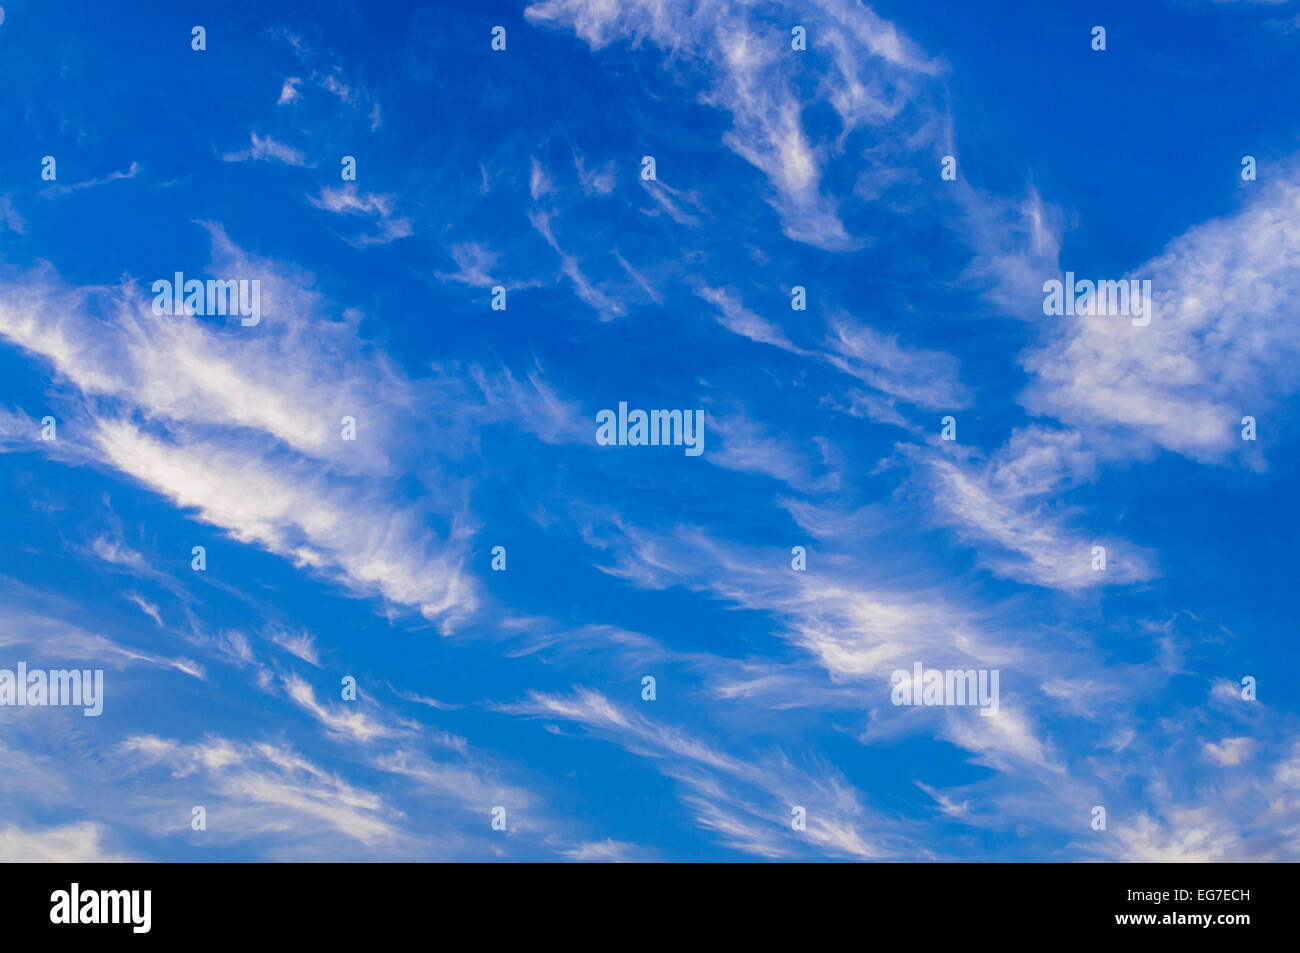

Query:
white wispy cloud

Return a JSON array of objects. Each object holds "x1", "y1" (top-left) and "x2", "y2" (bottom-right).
[
  {"x1": 708, "y1": 412, "x2": 841, "y2": 493},
  {"x1": 43, "y1": 162, "x2": 140, "y2": 197},
  {"x1": 268, "y1": 628, "x2": 321, "y2": 666},
  {"x1": 529, "y1": 157, "x2": 553, "y2": 200},
  {"x1": 0, "y1": 227, "x2": 482, "y2": 630},
  {"x1": 277, "y1": 77, "x2": 302, "y2": 104},
  {"x1": 0, "y1": 821, "x2": 135, "y2": 862},
  {"x1": 0, "y1": 194, "x2": 25, "y2": 233},
  {"x1": 282, "y1": 673, "x2": 403, "y2": 744},
  {"x1": 694, "y1": 286, "x2": 804, "y2": 353},
  {"x1": 1203, "y1": 737, "x2": 1255, "y2": 766},
  {"x1": 274, "y1": 31, "x2": 382, "y2": 121},
  {"x1": 220, "y1": 132, "x2": 309, "y2": 166},
  {"x1": 694, "y1": 288, "x2": 968, "y2": 420},
  {"x1": 120, "y1": 734, "x2": 403, "y2": 849},
  {"x1": 435, "y1": 241, "x2": 501, "y2": 288},
  {"x1": 823, "y1": 314, "x2": 970, "y2": 410},
  {"x1": 579, "y1": 517, "x2": 1023, "y2": 689},
  {"x1": 907, "y1": 441, "x2": 1156, "y2": 591},
  {"x1": 125, "y1": 592, "x2": 163, "y2": 627},
  {"x1": 526, "y1": 0, "x2": 942, "y2": 249},
  {"x1": 507, "y1": 687, "x2": 907, "y2": 859},
  {"x1": 88, "y1": 534, "x2": 150, "y2": 573},
  {"x1": 558, "y1": 838, "x2": 646, "y2": 862},
  {"x1": 309, "y1": 185, "x2": 412, "y2": 245},
  {"x1": 529, "y1": 210, "x2": 627, "y2": 320},
  {"x1": 0, "y1": 594, "x2": 204, "y2": 679},
  {"x1": 1023, "y1": 174, "x2": 1300, "y2": 464},
  {"x1": 574, "y1": 153, "x2": 616, "y2": 195},
  {"x1": 640, "y1": 179, "x2": 704, "y2": 228},
  {"x1": 91, "y1": 419, "x2": 478, "y2": 626}
]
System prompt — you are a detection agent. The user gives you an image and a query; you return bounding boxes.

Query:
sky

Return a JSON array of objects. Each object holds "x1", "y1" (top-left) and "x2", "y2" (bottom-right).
[{"x1": 0, "y1": 0, "x2": 1298, "y2": 862}]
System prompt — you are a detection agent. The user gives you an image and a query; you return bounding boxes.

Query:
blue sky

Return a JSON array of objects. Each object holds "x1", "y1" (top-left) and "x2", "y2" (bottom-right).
[{"x1": 0, "y1": 0, "x2": 1298, "y2": 862}]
